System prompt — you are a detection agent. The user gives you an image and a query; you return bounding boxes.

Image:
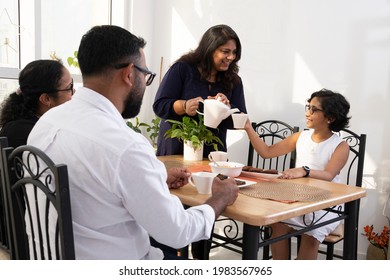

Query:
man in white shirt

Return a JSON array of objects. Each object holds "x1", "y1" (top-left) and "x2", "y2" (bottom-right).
[{"x1": 27, "y1": 25, "x2": 238, "y2": 260}]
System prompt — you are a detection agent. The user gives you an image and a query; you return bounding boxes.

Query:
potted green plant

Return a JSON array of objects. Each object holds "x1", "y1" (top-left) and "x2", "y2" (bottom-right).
[
  {"x1": 126, "y1": 116, "x2": 160, "y2": 149},
  {"x1": 143, "y1": 116, "x2": 161, "y2": 149},
  {"x1": 164, "y1": 115, "x2": 223, "y2": 161},
  {"x1": 126, "y1": 116, "x2": 144, "y2": 133}
]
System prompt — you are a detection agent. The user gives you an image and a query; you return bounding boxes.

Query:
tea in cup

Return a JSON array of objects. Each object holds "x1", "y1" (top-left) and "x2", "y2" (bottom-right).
[
  {"x1": 232, "y1": 113, "x2": 248, "y2": 129},
  {"x1": 189, "y1": 172, "x2": 216, "y2": 194},
  {"x1": 208, "y1": 151, "x2": 228, "y2": 162}
]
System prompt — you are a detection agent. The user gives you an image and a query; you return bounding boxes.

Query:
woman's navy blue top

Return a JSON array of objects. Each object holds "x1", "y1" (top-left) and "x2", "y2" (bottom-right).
[{"x1": 153, "y1": 61, "x2": 247, "y2": 158}]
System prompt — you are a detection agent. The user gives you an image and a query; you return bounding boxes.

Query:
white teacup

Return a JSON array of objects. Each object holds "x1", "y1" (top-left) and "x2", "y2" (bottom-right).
[
  {"x1": 232, "y1": 113, "x2": 248, "y2": 129},
  {"x1": 208, "y1": 151, "x2": 229, "y2": 162},
  {"x1": 189, "y1": 172, "x2": 217, "y2": 194}
]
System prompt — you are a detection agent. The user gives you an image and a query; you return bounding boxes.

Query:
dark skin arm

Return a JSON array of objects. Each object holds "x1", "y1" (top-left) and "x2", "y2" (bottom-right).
[
  {"x1": 205, "y1": 176, "x2": 238, "y2": 219},
  {"x1": 167, "y1": 168, "x2": 238, "y2": 219},
  {"x1": 166, "y1": 167, "x2": 191, "y2": 189}
]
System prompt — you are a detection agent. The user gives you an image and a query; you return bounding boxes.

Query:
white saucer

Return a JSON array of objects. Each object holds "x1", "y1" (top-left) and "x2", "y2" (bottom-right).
[{"x1": 234, "y1": 178, "x2": 257, "y2": 188}]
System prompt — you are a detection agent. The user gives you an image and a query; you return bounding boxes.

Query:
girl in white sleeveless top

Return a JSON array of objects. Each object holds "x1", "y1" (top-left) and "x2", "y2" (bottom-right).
[{"x1": 244, "y1": 88, "x2": 351, "y2": 259}]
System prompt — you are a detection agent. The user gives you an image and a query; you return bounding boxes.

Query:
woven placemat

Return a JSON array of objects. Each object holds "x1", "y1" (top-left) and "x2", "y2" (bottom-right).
[{"x1": 239, "y1": 181, "x2": 331, "y2": 202}]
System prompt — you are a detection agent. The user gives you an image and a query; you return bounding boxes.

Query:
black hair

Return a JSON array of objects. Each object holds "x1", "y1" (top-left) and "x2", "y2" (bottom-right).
[
  {"x1": 77, "y1": 25, "x2": 146, "y2": 76},
  {"x1": 308, "y1": 88, "x2": 351, "y2": 132},
  {"x1": 178, "y1": 24, "x2": 242, "y2": 94},
  {"x1": 0, "y1": 60, "x2": 64, "y2": 126}
]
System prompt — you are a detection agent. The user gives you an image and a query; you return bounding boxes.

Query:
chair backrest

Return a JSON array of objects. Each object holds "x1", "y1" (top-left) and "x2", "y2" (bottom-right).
[
  {"x1": 247, "y1": 120, "x2": 299, "y2": 171},
  {"x1": 338, "y1": 128, "x2": 366, "y2": 187},
  {"x1": 3, "y1": 145, "x2": 75, "y2": 259},
  {"x1": 0, "y1": 137, "x2": 10, "y2": 251}
]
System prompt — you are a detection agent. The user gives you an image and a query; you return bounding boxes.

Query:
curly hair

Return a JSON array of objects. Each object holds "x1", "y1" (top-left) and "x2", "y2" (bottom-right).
[
  {"x1": 0, "y1": 60, "x2": 64, "y2": 126},
  {"x1": 308, "y1": 88, "x2": 351, "y2": 132},
  {"x1": 177, "y1": 24, "x2": 242, "y2": 95}
]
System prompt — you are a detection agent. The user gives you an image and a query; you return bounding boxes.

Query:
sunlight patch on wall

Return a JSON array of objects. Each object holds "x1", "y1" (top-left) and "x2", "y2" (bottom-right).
[
  {"x1": 374, "y1": 159, "x2": 390, "y2": 193},
  {"x1": 171, "y1": 8, "x2": 197, "y2": 61},
  {"x1": 194, "y1": 0, "x2": 203, "y2": 18},
  {"x1": 292, "y1": 52, "x2": 322, "y2": 104},
  {"x1": 112, "y1": 0, "x2": 129, "y2": 30}
]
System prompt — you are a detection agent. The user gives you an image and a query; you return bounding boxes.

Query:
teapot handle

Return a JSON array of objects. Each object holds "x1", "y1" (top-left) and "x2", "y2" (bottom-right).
[{"x1": 196, "y1": 100, "x2": 204, "y2": 115}]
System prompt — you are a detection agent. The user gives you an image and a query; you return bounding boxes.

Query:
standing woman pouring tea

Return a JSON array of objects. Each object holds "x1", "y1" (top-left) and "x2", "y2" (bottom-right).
[
  {"x1": 153, "y1": 24, "x2": 247, "y2": 158},
  {"x1": 153, "y1": 24, "x2": 247, "y2": 260}
]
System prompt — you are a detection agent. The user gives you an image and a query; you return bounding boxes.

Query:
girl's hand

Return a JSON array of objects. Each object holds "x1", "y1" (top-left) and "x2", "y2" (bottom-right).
[
  {"x1": 279, "y1": 167, "x2": 307, "y2": 179},
  {"x1": 243, "y1": 117, "x2": 252, "y2": 131}
]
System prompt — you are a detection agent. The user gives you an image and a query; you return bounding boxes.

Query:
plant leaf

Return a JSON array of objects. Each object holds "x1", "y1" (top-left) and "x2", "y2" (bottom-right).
[{"x1": 164, "y1": 115, "x2": 223, "y2": 149}]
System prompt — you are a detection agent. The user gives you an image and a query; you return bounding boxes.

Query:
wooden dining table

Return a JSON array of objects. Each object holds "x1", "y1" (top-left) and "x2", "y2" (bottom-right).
[{"x1": 159, "y1": 155, "x2": 367, "y2": 260}]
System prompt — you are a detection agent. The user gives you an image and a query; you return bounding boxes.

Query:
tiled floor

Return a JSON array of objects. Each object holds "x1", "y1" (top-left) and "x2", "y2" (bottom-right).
[
  {"x1": 0, "y1": 241, "x2": 328, "y2": 260},
  {"x1": 0, "y1": 245, "x2": 243, "y2": 260},
  {"x1": 0, "y1": 246, "x2": 245, "y2": 260},
  {"x1": 0, "y1": 244, "x2": 296, "y2": 260}
]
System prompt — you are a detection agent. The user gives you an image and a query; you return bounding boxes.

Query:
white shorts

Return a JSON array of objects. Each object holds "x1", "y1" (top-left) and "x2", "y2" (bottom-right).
[{"x1": 284, "y1": 206, "x2": 342, "y2": 242}]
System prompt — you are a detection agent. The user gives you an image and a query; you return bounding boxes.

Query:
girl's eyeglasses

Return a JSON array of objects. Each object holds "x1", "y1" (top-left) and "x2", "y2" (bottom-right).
[{"x1": 305, "y1": 104, "x2": 323, "y2": 115}]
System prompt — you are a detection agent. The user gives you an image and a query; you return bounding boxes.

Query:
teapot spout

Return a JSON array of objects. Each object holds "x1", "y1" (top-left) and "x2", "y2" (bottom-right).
[{"x1": 225, "y1": 108, "x2": 240, "y2": 118}]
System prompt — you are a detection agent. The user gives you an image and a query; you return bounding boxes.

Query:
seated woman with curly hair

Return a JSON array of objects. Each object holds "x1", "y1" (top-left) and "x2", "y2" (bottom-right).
[{"x1": 0, "y1": 59, "x2": 73, "y2": 148}]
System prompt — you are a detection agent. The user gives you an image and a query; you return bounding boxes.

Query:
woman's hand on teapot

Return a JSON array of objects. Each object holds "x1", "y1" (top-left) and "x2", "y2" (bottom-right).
[
  {"x1": 208, "y1": 93, "x2": 230, "y2": 107},
  {"x1": 184, "y1": 97, "x2": 203, "y2": 116}
]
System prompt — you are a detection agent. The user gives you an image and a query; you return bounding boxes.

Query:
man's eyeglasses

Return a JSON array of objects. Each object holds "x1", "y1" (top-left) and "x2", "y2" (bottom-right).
[
  {"x1": 114, "y1": 63, "x2": 156, "y2": 86},
  {"x1": 53, "y1": 79, "x2": 75, "y2": 95},
  {"x1": 305, "y1": 104, "x2": 323, "y2": 115}
]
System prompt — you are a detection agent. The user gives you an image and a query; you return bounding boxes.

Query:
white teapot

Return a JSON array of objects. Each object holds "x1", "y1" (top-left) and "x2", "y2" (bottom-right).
[{"x1": 197, "y1": 99, "x2": 240, "y2": 128}]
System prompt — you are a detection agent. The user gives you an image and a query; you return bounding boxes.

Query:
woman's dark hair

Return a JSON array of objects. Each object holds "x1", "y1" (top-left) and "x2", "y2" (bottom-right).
[
  {"x1": 77, "y1": 25, "x2": 146, "y2": 76},
  {"x1": 178, "y1": 24, "x2": 242, "y2": 94},
  {"x1": 0, "y1": 60, "x2": 64, "y2": 126},
  {"x1": 308, "y1": 88, "x2": 351, "y2": 132}
]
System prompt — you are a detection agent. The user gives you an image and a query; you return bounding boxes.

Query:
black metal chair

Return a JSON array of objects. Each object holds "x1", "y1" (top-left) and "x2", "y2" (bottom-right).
[
  {"x1": 3, "y1": 145, "x2": 75, "y2": 259},
  {"x1": 318, "y1": 129, "x2": 366, "y2": 259},
  {"x1": 211, "y1": 120, "x2": 299, "y2": 259},
  {"x1": 247, "y1": 120, "x2": 299, "y2": 259},
  {"x1": 295, "y1": 129, "x2": 367, "y2": 259},
  {"x1": 247, "y1": 120, "x2": 299, "y2": 170},
  {"x1": 0, "y1": 137, "x2": 10, "y2": 252}
]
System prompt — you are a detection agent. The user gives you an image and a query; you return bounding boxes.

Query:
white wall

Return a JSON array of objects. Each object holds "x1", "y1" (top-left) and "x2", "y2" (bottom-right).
[
  {"x1": 135, "y1": 0, "x2": 390, "y2": 259},
  {"x1": 123, "y1": 0, "x2": 157, "y2": 124},
  {"x1": 2, "y1": 0, "x2": 386, "y2": 259}
]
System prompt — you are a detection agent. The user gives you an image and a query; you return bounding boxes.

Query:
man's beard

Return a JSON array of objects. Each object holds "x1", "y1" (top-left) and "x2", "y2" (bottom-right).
[{"x1": 121, "y1": 76, "x2": 145, "y2": 119}]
